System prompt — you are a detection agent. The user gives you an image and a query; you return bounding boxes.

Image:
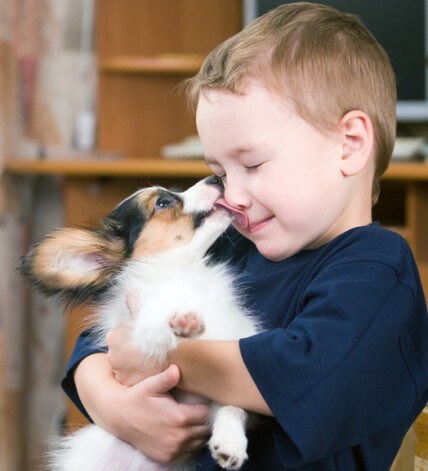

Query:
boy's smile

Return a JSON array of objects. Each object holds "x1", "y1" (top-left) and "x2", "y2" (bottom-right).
[{"x1": 196, "y1": 80, "x2": 372, "y2": 262}]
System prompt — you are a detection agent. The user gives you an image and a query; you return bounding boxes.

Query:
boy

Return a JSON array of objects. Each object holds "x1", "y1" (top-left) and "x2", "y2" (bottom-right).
[{"x1": 63, "y1": 3, "x2": 428, "y2": 469}]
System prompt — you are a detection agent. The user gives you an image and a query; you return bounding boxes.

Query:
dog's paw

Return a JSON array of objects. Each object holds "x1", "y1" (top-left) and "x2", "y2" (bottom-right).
[
  {"x1": 169, "y1": 312, "x2": 205, "y2": 338},
  {"x1": 208, "y1": 430, "x2": 248, "y2": 470}
]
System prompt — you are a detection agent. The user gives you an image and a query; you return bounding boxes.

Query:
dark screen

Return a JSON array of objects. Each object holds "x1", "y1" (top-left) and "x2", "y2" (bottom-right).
[{"x1": 258, "y1": 0, "x2": 425, "y2": 100}]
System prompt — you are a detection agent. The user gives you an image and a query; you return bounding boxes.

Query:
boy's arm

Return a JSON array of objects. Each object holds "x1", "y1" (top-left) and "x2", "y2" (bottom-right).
[
  {"x1": 61, "y1": 327, "x2": 107, "y2": 420},
  {"x1": 171, "y1": 340, "x2": 272, "y2": 416},
  {"x1": 105, "y1": 323, "x2": 272, "y2": 416}
]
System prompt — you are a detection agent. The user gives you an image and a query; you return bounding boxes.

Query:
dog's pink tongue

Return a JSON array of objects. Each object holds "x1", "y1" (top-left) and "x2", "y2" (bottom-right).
[{"x1": 215, "y1": 198, "x2": 249, "y2": 228}]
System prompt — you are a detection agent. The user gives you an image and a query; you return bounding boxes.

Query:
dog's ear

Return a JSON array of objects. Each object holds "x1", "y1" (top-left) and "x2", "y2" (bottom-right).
[{"x1": 20, "y1": 227, "x2": 126, "y2": 305}]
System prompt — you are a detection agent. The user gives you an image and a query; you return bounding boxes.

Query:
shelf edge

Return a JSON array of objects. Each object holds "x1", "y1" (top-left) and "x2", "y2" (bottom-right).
[
  {"x1": 4, "y1": 158, "x2": 212, "y2": 178},
  {"x1": 99, "y1": 55, "x2": 204, "y2": 75}
]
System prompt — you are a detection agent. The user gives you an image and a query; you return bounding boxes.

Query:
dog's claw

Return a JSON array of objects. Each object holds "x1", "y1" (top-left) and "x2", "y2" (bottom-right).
[
  {"x1": 209, "y1": 441, "x2": 248, "y2": 470},
  {"x1": 169, "y1": 312, "x2": 205, "y2": 338}
]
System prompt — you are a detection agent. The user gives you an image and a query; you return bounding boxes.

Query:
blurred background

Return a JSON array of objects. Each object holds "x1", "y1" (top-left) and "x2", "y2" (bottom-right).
[
  {"x1": 0, "y1": 1, "x2": 96, "y2": 470},
  {"x1": 0, "y1": 1, "x2": 428, "y2": 470}
]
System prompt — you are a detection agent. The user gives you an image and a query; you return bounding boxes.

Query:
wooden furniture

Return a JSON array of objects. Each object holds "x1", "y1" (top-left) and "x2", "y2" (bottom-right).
[
  {"x1": 415, "y1": 406, "x2": 428, "y2": 470},
  {"x1": 0, "y1": 331, "x2": 23, "y2": 471},
  {"x1": 373, "y1": 162, "x2": 428, "y2": 295},
  {"x1": 5, "y1": 157, "x2": 211, "y2": 178},
  {"x1": 95, "y1": 0, "x2": 242, "y2": 159}
]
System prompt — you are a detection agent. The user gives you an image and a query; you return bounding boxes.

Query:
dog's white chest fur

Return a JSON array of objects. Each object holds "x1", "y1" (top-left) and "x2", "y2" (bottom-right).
[{"x1": 52, "y1": 251, "x2": 259, "y2": 471}]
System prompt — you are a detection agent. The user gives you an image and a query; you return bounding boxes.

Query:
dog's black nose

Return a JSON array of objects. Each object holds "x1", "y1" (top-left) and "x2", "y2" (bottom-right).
[{"x1": 205, "y1": 175, "x2": 224, "y2": 189}]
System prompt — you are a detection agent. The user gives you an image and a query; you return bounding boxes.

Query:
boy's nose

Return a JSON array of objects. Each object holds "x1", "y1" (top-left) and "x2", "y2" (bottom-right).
[{"x1": 224, "y1": 179, "x2": 251, "y2": 210}]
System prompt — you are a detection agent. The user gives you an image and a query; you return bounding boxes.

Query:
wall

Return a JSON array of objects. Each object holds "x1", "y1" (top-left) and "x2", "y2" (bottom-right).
[{"x1": 0, "y1": 1, "x2": 95, "y2": 469}]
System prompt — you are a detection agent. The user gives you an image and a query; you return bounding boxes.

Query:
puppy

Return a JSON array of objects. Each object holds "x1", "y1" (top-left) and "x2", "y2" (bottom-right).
[{"x1": 20, "y1": 176, "x2": 260, "y2": 471}]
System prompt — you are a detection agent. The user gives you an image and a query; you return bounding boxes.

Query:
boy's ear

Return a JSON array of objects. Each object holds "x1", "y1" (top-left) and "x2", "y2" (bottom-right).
[
  {"x1": 338, "y1": 110, "x2": 374, "y2": 177},
  {"x1": 20, "y1": 227, "x2": 125, "y2": 304}
]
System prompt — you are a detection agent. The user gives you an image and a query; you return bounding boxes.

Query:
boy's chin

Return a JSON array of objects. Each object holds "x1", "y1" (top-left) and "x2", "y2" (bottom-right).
[{"x1": 253, "y1": 241, "x2": 296, "y2": 262}]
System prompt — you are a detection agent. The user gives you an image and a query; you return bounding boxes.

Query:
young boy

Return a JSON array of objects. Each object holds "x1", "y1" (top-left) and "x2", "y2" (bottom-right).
[{"x1": 62, "y1": 3, "x2": 428, "y2": 469}]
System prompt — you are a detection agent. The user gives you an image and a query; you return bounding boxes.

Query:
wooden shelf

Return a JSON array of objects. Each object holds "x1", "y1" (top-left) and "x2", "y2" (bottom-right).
[
  {"x1": 94, "y1": 0, "x2": 242, "y2": 165},
  {"x1": 382, "y1": 161, "x2": 428, "y2": 180},
  {"x1": 384, "y1": 226, "x2": 413, "y2": 244},
  {"x1": 5, "y1": 157, "x2": 211, "y2": 178},
  {"x1": 5, "y1": 159, "x2": 428, "y2": 180},
  {"x1": 99, "y1": 55, "x2": 205, "y2": 75}
]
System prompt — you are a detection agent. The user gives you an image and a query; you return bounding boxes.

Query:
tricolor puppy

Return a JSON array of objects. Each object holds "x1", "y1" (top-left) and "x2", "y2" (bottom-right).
[{"x1": 20, "y1": 176, "x2": 260, "y2": 471}]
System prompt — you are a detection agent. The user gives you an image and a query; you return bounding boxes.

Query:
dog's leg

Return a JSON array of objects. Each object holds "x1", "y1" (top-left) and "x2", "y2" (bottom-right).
[
  {"x1": 208, "y1": 404, "x2": 249, "y2": 470},
  {"x1": 132, "y1": 305, "x2": 206, "y2": 360}
]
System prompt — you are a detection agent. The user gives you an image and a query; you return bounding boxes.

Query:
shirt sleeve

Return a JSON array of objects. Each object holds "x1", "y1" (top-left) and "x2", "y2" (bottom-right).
[
  {"x1": 61, "y1": 327, "x2": 107, "y2": 421},
  {"x1": 240, "y1": 259, "x2": 427, "y2": 467}
]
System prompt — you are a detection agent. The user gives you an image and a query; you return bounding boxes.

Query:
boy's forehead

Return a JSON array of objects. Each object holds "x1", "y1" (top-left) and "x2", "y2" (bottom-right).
[
  {"x1": 196, "y1": 80, "x2": 292, "y2": 121},
  {"x1": 196, "y1": 80, "x2": 295, "y2": 143},
  {"x1": 196, "y1": 88, "x2": 240, "y2": 120}
]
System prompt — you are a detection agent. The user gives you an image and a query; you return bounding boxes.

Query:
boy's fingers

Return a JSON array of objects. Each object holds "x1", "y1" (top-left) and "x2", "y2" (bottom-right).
[
  {"x1": 144, "y1": 364, "x2": 181, "y2": 394},
  {"x1": 142, "y1": 364, "x2": 211, "y2": 428},
  {"x1": 182, "y1": 436, "x2": 210, "y2": 454},
  {"x1": 188, "y1": 425, "x2": 211, "y2": 442},
  {"x1": 178, "y1": 403, "x2": 211, "y2": 425}
]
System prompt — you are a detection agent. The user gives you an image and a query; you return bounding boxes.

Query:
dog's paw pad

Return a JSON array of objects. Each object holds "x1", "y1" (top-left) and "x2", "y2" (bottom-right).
[
  {"x1": 169, "y1": 312, "x2": 205, "y2": 338},
  {"x1": 209, "y1": 437, "x2": 248, "y2": 470}
]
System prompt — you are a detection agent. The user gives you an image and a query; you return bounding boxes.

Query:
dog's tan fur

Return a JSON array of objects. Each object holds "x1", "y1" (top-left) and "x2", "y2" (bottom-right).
[
  {"x1": 132, "y1": 191, "x2": 196, "y2": 257},
  {"x1": 133, "y1": 216, "x2": 195, "y2": 258},
  {"x1": 28, "y1": 228, "x2": 125, "y2": 289}
]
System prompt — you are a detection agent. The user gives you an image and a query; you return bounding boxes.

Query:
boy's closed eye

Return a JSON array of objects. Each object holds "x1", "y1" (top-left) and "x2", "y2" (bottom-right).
[
  {"x1": 212, "y1": 162, "x2": 264, "y2": 182},
  {"x1": 244, "y1": 163, "x2": 263, "y2": 173}
]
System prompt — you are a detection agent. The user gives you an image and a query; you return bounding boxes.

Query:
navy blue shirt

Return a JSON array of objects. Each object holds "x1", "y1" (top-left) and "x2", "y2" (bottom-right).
[{"x1": 62, "y1": 223, "x2": 428, "y2": 470}]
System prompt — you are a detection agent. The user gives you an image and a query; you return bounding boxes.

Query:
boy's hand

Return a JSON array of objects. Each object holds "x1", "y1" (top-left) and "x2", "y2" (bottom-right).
[
  {"x1": 113, "y1": 365, "x2": 210, "y2": 463},
  {"x1": 106, "y1": 322, "x2": 163, "y2": 386},
  {"x1": 75, "y1": 354, "x2": 211, "y2": 463}
]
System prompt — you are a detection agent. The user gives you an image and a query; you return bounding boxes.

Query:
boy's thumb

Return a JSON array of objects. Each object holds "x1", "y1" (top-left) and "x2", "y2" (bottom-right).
[{"x1": 146, "y1": 364, "x2": 180, "y2": 394}]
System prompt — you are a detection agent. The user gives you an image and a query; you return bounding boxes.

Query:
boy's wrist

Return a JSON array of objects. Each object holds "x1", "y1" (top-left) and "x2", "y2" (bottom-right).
[{"x1": 74, "y1": 352, "x2": 127, "y2": 426}]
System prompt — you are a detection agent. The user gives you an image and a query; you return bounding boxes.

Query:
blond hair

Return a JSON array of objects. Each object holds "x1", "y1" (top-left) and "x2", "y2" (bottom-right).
[{"x1": 185, "y1": 2, "x2": 396, "y2": 204}]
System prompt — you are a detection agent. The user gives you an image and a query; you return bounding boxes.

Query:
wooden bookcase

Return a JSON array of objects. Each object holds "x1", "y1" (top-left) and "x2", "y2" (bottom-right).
[
  {"x1": 374, "y1": 165, "x2": 428, "y2": 293},
  {"x1": 95, "y1": 0, "x2": 242, "y2": 159}
]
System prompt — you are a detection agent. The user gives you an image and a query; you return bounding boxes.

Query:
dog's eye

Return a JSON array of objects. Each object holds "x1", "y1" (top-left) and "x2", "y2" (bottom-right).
[{"x1": 155, "y1": 196, "x2": 175, "y2": 210}]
